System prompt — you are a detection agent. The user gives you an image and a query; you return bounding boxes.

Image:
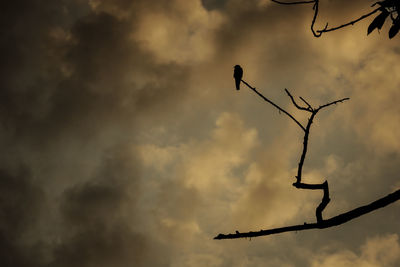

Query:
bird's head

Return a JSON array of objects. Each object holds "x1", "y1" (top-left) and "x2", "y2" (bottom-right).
[{"x1": 234, "y1": 65, "x2": 241, "y2": 69}]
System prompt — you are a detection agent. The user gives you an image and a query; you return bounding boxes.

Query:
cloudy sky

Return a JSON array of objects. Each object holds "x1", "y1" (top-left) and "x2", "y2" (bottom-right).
[{"x1": 2, "y1": 0, "x2": 400, "y2": 266}]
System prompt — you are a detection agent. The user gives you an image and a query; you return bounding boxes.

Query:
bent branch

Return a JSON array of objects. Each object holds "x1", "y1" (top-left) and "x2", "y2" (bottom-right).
[
  {"x1": 214, "y1": 188, "x2": 400, "y2": 240},
  {"x1": 294, "y1": 181, "x2": 330, "y2": 223}
]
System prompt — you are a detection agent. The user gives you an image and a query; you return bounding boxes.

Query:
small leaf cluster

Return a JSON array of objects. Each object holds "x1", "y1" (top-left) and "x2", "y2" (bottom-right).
[{"x1": 368, "y1": 0, "x2": 400, "y2": 38}]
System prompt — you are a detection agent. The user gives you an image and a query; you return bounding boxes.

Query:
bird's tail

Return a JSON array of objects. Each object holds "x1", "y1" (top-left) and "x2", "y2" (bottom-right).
[{"x1": 235, "y1": 79, "x2": 240, "y2": 90}]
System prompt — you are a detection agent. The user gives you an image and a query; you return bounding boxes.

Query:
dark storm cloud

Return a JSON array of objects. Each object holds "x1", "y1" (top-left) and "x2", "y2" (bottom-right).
[
  {"x1": 201, "y1": 0, "x2": 228, "y2": 10},
  {"x1": 1, "y1": 0, "x2": 191, "y2": 150},
  {"x1": 50, "y1": 147, "x2": 172, "y2": 267},
  {"x1": 0, "y1": 0, "x2": 70, "y2": 131},
  {"x1": 0, "y1": 0, "x2": 190, "y2": 266},
  {"x1": 0, "y1": 167, "x2": 44, "y2": 267}
]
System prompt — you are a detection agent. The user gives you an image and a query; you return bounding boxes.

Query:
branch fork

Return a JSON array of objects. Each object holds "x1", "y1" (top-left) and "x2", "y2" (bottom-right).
[
  {"x1": 248, "y1": 83, "x2": 347, "y2": 223},
  {"x1": 215, "y1": 80, "x2": 353, "y2": 239},
  {"x1": 215, "y1": 80, "x2": 400, "y2": 240}
]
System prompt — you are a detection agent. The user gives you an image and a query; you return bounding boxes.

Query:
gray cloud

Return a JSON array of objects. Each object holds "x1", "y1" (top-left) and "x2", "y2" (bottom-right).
[
  {"x1": 50, "y1": 147, "x2": 170, "y2": 267},
  {"x1": 0, "y1": 167, "x2": 44, "y2": 267},
  {"x1": 1, "y1": 0, "x2": 190, "y2": 266}
]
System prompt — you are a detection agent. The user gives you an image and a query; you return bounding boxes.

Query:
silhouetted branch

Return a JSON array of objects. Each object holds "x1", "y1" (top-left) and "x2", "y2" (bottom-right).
[
  {"x1": 285, "y1": 88, "x2": 312, "y2": 112},
  {"x1": 241, "y1": 80, "x2": 306, "y2": 132},
  {"x1": 316, "y1": 182, "x2": 330, "y2": 222},
  {"x1": 315, "y1": 7, "x2": 381, "y2": 35},
  {"x1": 295, "y1": 96, "x2": 349, "y2": 182},
  {"x1": 238, "y1": 79, "x2": 349, "y2": 226},
  {"x1": 222, "y1": 72, "x2": 398, "y2": 242},
  {"x1": 317, "y1": 97, "x2": 350, "y2": 110},
  {"x1": 310, "y1": 0, "x2": 321, "y2": 37},
  {"x1": 214, "y1": 188, "x2": 400, "y2": 239},
  {"x1": 295, "y1": 96, "x2": 349, "y2": 184},
  {"x1": 218, "y1": 1, "x2": 399, "y2": 242},
  {"x1": 219, "y1": 79, "x2": 351, "y2": 239},
  {"x1": 292, "y1": 95, "x2": 348, "y2": 221},
  {"x1": 294, "y1": 181, "x2": 330, "y2": 222},
  {"x1": 296, "y1": 111, "x2": 315, "y2": 183},
  {"x1": 299, "y1": 96, "x2": 312, "y2": 110},
  {"x1": 271, "y1": 0, "x2": 382, "y2": 37}
]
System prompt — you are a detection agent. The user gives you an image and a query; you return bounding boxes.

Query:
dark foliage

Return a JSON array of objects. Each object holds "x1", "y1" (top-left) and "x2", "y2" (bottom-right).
[{"x1": 369, "y1": 0, "x2": 400, "y2": 38}]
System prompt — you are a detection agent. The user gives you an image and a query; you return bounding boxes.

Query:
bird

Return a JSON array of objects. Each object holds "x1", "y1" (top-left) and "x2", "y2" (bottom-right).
[{"x1": 233, "y1": 65, "x2": 243, "y2": 90}]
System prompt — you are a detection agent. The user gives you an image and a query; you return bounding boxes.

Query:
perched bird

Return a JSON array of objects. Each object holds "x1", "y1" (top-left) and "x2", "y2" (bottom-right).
[{"x1": 233, "y1": 65, "x2": 243, "y2": 90}]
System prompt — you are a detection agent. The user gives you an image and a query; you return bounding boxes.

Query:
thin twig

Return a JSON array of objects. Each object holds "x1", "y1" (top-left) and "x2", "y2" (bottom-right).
[
  {"x1": 241, "y1": 80, "x2": 306, "y2": 132},
  {"x1": 299, "y1": 96, "x2": 312, "y2": 110},
  {"x1": 310, "y1": 0, "x2": 321, "y2": 37},
  {"x1": 316, "y1": 8, "x2": 381, "y2": 35},
  {"x1": 214, "y1": 188, "x2": 400, "y2": 239},
  {"x1": 317, "y1": 97, "x2": 350, "y2": 111},
  {"x1": 284, "y1": 88, "x2": 312, "y2": 112}
]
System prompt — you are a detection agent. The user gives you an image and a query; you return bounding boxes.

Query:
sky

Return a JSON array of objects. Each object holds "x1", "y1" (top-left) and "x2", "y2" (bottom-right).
[{"x1": 1, "y1": 0, "x2": 400, "y2": 266}]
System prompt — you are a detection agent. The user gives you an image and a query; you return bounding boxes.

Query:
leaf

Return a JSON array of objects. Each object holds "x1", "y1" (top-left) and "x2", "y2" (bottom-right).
[
  {"x1": 377, "y1": 0, "x2": 396, "y2": 8},
  {"x1": 367, "y1": 10, "x2": 389, "y2": 35},
  {"x1": 389, "y1": 19, "x2": 400, "y2": 38}
]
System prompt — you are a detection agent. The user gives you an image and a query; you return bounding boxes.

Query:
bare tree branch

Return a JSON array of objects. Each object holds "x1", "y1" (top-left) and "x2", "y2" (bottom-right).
[
  {"x1": 317, "y1": 97, "x2": 350, "y2": 111},
  {"x1": 296, "y1": 96, "x2": 349, "y2": 184},
  {"x1": 294, "y1": 181, "x2": 331, "y2": 222},
  {"x1": 310, "y1": 0, "x2": 321, "y2": 37},
  {"x1": 299, "y1": 96, "x2": 312, "y2": 110},
  {"x1": 315, "y1": 8, "x2": 381, "y2": 36},
  {"x1": 285, "y1": 88, "x2": 312, "y2": 112},
  {"x1": 217, "y1": 77, "x2": 352, "y2": 240},
  {"x1": 271, "y1": 0, "x2": 382, "y2": 37},
  {"x1": 241, "y1": 80, "x2": 306, "y2": 132},
  {"x1": 214, "y1": 188, "x2": 400, "y2": 239},
  {"x1": 291, "y1": 95, "x2": 348, "y2": 223},
  {"x1": 216, "y1": 0, "x2": 400, "y2": 243},
  {"x1": 296, "y1": 111, "x2": 315, "y2": 183}
]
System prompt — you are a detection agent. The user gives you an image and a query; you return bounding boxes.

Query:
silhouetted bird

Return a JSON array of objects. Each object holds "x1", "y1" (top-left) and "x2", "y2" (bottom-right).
[{"x1": 233, "y1": 65, "x2": 243, "y2": 90}]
